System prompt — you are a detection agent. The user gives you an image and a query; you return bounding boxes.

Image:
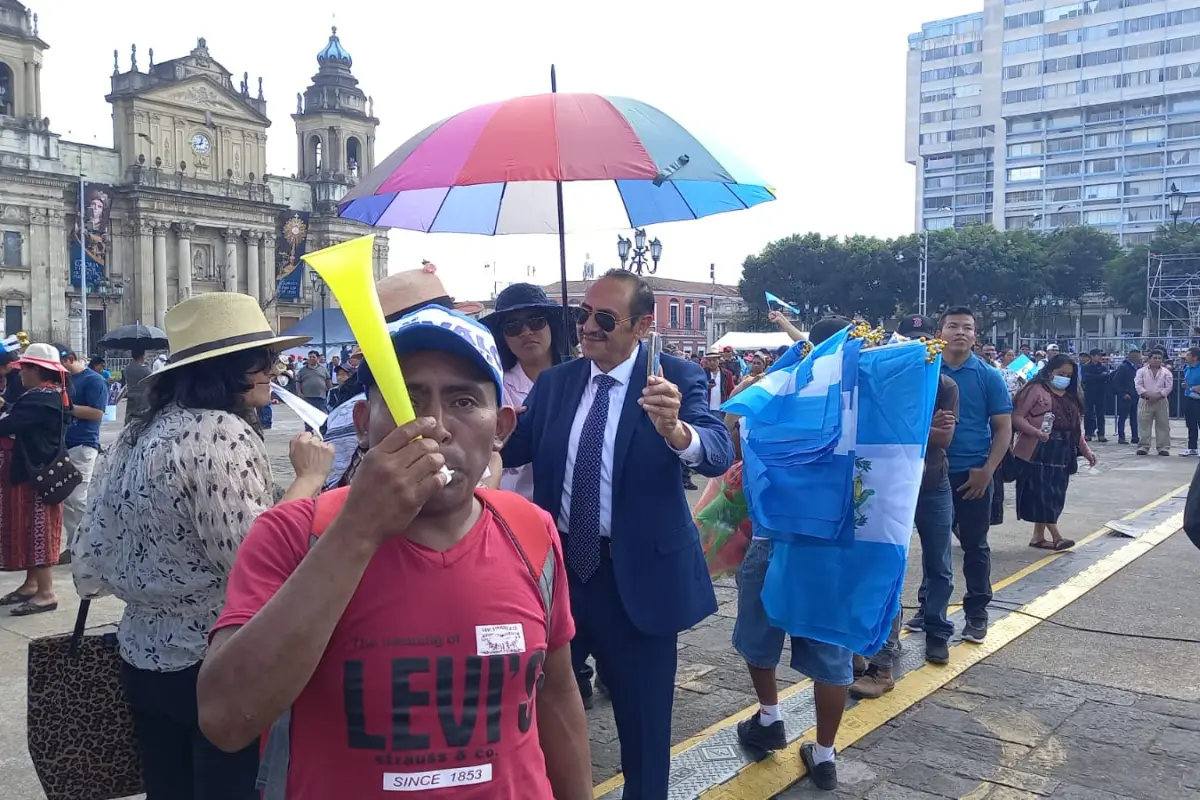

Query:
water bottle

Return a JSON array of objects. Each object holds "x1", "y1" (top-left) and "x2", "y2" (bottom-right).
[{"x1": 1040, "y1": 412, "x2": 1055, "y2": 434}]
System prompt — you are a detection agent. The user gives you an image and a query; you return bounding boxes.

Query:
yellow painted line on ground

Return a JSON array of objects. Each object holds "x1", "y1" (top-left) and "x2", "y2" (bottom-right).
[
  {"x1": 591, "y1": 484, "x2": 1187, "y2": 798},
  {"x1": 697, "y1": 510, "x2": 1184, "y2": 800}
]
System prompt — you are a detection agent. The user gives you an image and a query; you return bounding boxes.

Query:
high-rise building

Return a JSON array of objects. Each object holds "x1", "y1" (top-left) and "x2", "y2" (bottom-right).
[{"x1": 907, "y1": 0, "x2": 1200, "y2": 247}]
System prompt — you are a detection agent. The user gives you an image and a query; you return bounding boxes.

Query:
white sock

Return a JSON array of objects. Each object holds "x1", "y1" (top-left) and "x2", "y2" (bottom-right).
[
  {"x1": 812, "y1": 743, "x2": 836, "y2": 764},
  {"x1": 758, "y1": 703, "x2": 782, "y2": 726}
]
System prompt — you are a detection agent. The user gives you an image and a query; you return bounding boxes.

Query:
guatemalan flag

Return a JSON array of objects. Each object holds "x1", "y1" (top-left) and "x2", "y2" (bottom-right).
[{"x1": 722, "y1": 328, "x2": 941, "y2": 655}]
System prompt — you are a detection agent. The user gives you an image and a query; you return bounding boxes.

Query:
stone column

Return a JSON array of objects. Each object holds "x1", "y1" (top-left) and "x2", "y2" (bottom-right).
[
  {"x1": 27, "y1": 208, "x2": 50, "y2": 332},
  {"x1": 34, "y1": 63, "x2": 41, "y2": 119},
  {"x1": 245, "y1": 230, "x2": 262, "y2": 302},
  {"x1": 137, "y1": 220, "x2": 155, "y2": 323},
  {"x1": 223, "y1": 229, "x2": 240, "y2": 293},
  {"x1": 47, "y1": 208, "x2": 68, "y2": 331},
  {"x1": 152, "y1": 221, "x2": 168, "y2": 326},
  {"x1": 261, "y1": 232, "x2": 276, "y2": 307},
  {"x1": 175, "y1": 222, "x2": 194, "y2": 302},
  {"x1": 23, "y1": 62, "x2": 34, "y2": 119}
]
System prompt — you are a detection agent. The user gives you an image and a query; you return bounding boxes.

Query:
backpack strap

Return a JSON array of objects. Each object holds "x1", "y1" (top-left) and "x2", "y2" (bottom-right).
[{"x1": 477, "y1": 488, "x2": 556, "y2": 645}]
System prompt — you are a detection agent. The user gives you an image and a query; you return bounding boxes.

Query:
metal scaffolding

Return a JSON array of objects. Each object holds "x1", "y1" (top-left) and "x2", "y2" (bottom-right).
[{"x1": 1146, "y1": 251, "x2": 1200, "y2": 343}]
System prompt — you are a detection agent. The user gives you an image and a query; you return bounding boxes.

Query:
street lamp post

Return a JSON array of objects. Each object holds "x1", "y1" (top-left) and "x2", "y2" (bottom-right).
[
  {"x1": 310, "y1": 269, "x2": 328, "y2": 358},
  {"x1": 1168, "y1": 183, "x2": 1199, "y2": 232},
  {"x1": 617, "y1": 228, "x2": 662, "y2": 275}
]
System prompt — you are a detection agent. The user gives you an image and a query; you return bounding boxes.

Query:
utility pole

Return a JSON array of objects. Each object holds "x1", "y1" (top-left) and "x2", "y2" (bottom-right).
[{"x1": 919, "y1": 229, "x2": 929, "y2": 318}]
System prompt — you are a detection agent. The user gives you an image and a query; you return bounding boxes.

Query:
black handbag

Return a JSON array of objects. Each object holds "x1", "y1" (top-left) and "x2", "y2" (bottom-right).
[
  {"x1": 21, "y1": 403, "x2": 82, "y2": 505},
  {"x1": 27, "y1": 600, "x2": 144, "y2": 800}
]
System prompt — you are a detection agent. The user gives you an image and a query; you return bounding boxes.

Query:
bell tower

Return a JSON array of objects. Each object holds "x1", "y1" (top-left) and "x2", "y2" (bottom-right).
[
  {"x1": 0, "y1": 1, "x2": 48, "y2": 124},
  {"x1": 292, "y1": 26, "x2": 378, "y2": 211}
]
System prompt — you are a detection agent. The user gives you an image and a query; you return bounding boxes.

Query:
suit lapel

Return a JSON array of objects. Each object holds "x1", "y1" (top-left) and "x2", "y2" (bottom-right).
[
  {"x1": 612, "y1": 342, "x2": 648, "y2": 504},
  {"x1": 545, "y1": 360, "x2": 590, "y2": 518}
]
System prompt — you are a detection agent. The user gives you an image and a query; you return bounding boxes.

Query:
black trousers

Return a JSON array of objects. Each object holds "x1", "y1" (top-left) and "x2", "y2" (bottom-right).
[
  {"x1": 1186, "y1": 397, "x2": 1200, "y2": 450},
  {"x1": 1083, "y1": 389, "x2": 1107, "y2": 437},
  {"x1": 1116, "y1": 395, "x2": 1139, "y2": 442},
  {"x1": 121, "y1": 661, "x2": 260, "y2": 800}
]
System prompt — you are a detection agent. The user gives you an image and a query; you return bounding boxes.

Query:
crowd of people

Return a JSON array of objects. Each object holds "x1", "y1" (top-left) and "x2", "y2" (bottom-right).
[{"x1": 0, "y1": 275, "x2": 1191, "y2": 799}]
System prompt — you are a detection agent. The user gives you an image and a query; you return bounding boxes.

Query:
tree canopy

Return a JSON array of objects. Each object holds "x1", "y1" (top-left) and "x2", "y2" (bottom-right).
[{"x1": 739, "y1": 224, "x2": 1131, "y2": 330}]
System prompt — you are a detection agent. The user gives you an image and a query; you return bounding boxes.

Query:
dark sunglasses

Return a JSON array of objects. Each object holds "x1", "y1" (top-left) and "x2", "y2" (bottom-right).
[
  {"x1": 501, "y1": 315, "x2": 549, "y2": 337},
  {"x1": 570, "y1": 306, "x2": 635, "y2": 333}
]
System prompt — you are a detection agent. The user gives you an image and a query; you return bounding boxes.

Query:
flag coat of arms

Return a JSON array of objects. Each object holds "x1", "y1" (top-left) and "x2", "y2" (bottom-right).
[{"x1": 722, "y1": 327, "x2": 941, "y2": 655}]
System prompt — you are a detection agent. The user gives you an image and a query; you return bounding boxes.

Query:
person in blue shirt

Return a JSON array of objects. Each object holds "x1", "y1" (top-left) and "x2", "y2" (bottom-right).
[
  {"x1": 917, "y1": 307, "x2": 1013, "y2": 646},
  {"x1": 1182, "y1": 347, "x2": 1200, "y2": 456},
  {"x1": 59, "y1": 347, "x2": 109, "y2": 564}
]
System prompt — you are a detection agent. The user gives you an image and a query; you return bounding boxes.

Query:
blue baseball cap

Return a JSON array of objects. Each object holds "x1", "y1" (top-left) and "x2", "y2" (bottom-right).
[{"x1": 358, "y1": 305, "x2": 505, "y2": 404}]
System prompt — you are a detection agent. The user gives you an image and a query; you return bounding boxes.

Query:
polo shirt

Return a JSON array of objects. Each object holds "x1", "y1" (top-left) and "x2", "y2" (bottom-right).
[
  {"x1": 941, "y1": 352, "x2": 1012, "y2": 474},
  {"x1": 66, "y1": 367, "x2": 109, "y2": 450}
]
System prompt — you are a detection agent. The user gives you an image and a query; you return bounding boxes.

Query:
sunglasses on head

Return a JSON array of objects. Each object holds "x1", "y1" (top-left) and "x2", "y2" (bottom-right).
[
  {"x1": 501, "y1": 315, "x2": 549, "y2": 338},
  {"x1": 570, "y1": 306, "x2": 634, "y2": 333}
]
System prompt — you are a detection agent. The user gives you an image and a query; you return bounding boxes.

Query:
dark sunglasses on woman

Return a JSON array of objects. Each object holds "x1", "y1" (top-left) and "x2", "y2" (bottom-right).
[
  {"x1": 569, "y1": 306, "x2": 634, "y2": 333},
  {"x1": 501, "y1": 315, "x2": 549, "y2": 337}
]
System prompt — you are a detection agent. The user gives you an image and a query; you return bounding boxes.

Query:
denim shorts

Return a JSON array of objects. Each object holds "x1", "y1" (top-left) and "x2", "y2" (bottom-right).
[{"x1": 732, "y1": 538, "x2": 855, "y2": 687}]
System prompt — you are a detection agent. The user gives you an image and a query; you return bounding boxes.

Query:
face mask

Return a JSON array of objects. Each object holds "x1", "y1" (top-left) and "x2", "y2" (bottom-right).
[{"x1": 1051, "y1": 375, "x2": 1071, "y2": 390}]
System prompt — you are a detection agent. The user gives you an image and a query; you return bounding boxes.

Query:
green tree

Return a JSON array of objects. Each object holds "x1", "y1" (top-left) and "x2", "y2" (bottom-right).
[{"x1": 1044, "y1": 226, "x2": 1119, "y2": 303}]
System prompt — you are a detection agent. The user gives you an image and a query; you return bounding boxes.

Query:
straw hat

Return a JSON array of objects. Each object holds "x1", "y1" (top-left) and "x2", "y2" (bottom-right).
[
  {"x1": 15, "y1": 342, "x2": 67, "y2": 374},
  {"x1": 152, "y1": 293, "x2": 311, "y2": 376}
]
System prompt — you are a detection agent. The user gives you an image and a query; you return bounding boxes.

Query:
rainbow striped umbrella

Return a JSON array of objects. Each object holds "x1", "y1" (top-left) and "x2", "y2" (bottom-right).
[{"x1": 338, "y1": 92, "x2": 775, "y2": 234}]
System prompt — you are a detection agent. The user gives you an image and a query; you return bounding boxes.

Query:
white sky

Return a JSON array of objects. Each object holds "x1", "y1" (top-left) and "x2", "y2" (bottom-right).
[{"x1": 38, "y1": 0, "x2": 973, "y2": 300}]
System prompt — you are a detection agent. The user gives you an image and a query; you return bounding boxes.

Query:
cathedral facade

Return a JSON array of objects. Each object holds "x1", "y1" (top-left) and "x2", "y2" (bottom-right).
[{"x1": 0, "y1": 1, "x2": 388, "y2": 350}]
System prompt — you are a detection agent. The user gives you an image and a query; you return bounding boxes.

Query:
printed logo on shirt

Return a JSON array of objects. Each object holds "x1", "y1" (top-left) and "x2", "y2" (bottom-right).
[
  {"x1": 342, "y1": 649, "x2": 547, "y2": 768},
  {"x1": 475, "y1": 624, "x2": 525, "y2": 656},
  {"x1": 383, "y1": 764, "x2": 492, "y2": 792}
]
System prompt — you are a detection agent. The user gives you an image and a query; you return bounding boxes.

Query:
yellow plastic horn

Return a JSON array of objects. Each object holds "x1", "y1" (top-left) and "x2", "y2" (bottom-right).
[{"x1": 301, "y1": 235, "x2": 416, "y2": 426}]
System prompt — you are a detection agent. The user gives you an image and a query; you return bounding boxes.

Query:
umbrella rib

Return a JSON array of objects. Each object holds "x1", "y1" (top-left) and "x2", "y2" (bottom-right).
[
  {"x1": 427, "y1": 187, "x2": 455, "y2": 234},
  {"x1": 492, "y1": 182, "x2": 507, "y2": 235}
]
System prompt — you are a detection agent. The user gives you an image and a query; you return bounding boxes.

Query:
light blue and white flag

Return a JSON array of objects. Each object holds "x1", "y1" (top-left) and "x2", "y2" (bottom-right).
[
  {"x1": 2, "y1": 335, "x2": 19, "y2": 355},
  {"x1": 744, "y1": 338, "x2": 941, "y2": 655},
  {"x1": 1007, "y1": 353, "x2": 1039, "y2": 381},
  {"x1": 764, "y1": 291, "x2": 801, "y2": 315}
]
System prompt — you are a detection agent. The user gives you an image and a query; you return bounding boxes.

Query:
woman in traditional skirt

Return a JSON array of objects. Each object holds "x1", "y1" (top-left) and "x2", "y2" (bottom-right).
[
  {"x1": 0, "y1": 343, "x2": 70, "y2": 615},
  {"x1": 1012, "y1": 353, "x2": 1097, "y2": 551}
]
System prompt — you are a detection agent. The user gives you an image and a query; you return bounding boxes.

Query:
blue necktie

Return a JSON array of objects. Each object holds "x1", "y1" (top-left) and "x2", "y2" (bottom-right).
[{"x1": 567, "y1": 374, "x2": 618, "y2": 582}]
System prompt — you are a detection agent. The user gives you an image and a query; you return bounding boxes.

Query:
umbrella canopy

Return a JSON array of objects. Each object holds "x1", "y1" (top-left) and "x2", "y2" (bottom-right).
[
  {"x1": 96, "y1": 323, "x2": 168, "y2": 351},
  {"x1": 338, "y1": 92, "x2": 775, "y2": 234}
]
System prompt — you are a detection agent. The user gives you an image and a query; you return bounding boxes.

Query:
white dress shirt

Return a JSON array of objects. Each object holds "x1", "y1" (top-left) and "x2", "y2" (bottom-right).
[{"x1": 557, "y1": 348, "x2": 706, "y2": 538}]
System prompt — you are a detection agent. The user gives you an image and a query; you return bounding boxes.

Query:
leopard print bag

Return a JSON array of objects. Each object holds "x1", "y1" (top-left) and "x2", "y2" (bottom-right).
[{"x1": 27, "y1": 600, "x2": 143, "y2": 800}]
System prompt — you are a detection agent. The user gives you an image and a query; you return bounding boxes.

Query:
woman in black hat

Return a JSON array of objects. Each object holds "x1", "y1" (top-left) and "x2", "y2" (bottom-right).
[{"x1": 482, "y1": 283, "x2": 571, "y2": 499}]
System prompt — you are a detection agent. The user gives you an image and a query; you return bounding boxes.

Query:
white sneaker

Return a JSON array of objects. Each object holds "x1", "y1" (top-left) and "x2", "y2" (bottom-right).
[{"x1": 1182, "y1": 450, "x2": 1199, "y2": 457}]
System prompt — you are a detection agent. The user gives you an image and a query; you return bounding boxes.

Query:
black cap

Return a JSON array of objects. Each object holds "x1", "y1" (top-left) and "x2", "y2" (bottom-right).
[{"x1": 897, "y1": 314, "x2": 936, "y2": 338}]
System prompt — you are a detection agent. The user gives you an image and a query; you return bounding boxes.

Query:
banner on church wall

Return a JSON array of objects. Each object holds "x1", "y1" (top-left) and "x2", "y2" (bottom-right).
[
  {"x1": 276, "y1": 211, "x2": 311, "y2": 302},
  {"x1": 69, "y1": 181, "x2": 114, "y2": 289}
]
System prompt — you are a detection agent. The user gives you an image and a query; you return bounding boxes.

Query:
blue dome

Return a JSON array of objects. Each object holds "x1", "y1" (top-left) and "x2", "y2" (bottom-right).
[{"x1": 317, "y1": 26, "x2": 352, "y2": 66}]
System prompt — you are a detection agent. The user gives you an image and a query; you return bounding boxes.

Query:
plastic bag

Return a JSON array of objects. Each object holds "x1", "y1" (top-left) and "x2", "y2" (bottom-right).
[{"x1": 694, "y1": 462, "x2": 752, "y2": 579}]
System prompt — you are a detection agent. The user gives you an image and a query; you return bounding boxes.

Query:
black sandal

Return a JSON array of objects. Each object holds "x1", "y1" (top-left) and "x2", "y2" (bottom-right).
[
  {"x1": 1054, "y1": 539, "x2": 1075, "y2": 551},
  {"x1": 9, "y1": 600, "x2": 58, "y2": 616},
  {"x1": 1029, "y1": 541, "x2": 1057, "y2": 550},
  {"x1": 0, "y1": 590, "x2": 35, "y2": 606}
]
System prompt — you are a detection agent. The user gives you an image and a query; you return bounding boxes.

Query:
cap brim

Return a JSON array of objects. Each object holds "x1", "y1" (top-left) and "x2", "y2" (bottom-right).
[
  {"x1": 372, "y1": 326, "x2": 503, "y2": 404},
  {"x1": 147, "y1": 334, "x2": 312, "y2": 380},
  {"x1": 14, "y1": 356, "x2": 66, "y2": 373}
]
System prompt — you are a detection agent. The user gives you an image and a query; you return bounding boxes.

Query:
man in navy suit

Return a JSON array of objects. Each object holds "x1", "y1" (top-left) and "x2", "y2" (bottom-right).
[{"x1": 503, "y1": 269, "x2": 734, "y2": 798}]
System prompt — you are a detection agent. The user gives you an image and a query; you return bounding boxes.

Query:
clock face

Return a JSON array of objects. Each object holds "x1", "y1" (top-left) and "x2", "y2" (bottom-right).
[{"x1": 190, "y1": 133, "x2": 211, "y2": 154}]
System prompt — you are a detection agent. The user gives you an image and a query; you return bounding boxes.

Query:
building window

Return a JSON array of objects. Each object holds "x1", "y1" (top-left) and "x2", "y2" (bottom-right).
[
  {"x1": 309, "y1": 135, "x2": 323, "y2": 174},
  {"x1": 0, "y1": 63, "x2": 11, "y2": 117},
  {"x1": 346, "y1": 136, "x2": 362, "y2": 178},
  {"x1": 698, "y1": 304, "x2": 707, "y2": 331},
  {"x1": 3, "y1": 304, "x2": 20, "y2": 336},
  {"x1": 0, "y1": 231, "x2": 20, "y2": 267},
  {"x1": 669, "y1": 299, "x2": 679, "y2": 329},
  {"x1": 684, "y1": 302, "x2": 694, "y2": 330}
]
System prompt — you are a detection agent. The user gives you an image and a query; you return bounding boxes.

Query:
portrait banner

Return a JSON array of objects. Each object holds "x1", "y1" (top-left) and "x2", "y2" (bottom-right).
[{"x1": 69, "y1": 182, "x2": 114, "y2": 289}]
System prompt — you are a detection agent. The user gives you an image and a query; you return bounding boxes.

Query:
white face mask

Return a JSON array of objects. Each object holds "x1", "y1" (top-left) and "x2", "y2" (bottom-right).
[{"x1": 1051, "y1": 375, "x2": 1071, "y2": 390}]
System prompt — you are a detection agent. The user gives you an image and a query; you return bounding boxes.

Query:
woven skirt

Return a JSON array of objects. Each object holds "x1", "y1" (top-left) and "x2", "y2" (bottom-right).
[
  {"x1": 1014, "y1": 438, "x2": 1074, "y2": 525},
  {"x1": 0, "y1": 438, "x2": 63, "y2": 570}
]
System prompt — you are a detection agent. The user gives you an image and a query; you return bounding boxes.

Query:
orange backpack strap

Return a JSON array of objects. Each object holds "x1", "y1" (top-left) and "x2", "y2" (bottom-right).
[
  {"x1": 477, "y1": 488, "x2": 556, "y2": 643},
  {"x1": 309, "y1": 486, "x2": 351, "y2": 547}
]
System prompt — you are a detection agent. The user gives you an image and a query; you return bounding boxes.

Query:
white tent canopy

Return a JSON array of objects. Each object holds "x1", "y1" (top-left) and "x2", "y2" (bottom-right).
[{"x1": 711, "y1": 331, "x2": 802, "y2": 352}]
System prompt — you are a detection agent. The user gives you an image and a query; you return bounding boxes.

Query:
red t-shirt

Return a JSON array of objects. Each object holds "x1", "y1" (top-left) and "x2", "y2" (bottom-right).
[{"x1": 213, "y1": 494, "x2": 574, "y2": 799}]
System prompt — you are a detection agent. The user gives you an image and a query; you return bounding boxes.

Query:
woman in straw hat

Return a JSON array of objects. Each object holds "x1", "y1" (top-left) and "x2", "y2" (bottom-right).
[
  {"x1": 73, "y1": 293, "x2": 334, "y2": 799},
  {"x1": 0, "y1": 343, "x2": 71, "y2": 615}
]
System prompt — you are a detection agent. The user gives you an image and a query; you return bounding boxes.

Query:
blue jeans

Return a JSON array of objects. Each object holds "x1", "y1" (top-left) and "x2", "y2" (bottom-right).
[{"x1": 913, "y1": 477, "x2": 956, "y2": 644}]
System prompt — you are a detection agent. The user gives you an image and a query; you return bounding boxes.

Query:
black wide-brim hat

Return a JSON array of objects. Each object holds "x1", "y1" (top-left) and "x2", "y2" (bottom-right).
[{"x1": 480, "y1": 283, "x2": 561, "y2": 328}]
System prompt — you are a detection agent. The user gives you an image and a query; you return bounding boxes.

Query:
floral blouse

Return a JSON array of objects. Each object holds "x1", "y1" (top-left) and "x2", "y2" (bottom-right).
[{"x1": 73, "y1": 404, "x2": 274, "y2": 671}]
